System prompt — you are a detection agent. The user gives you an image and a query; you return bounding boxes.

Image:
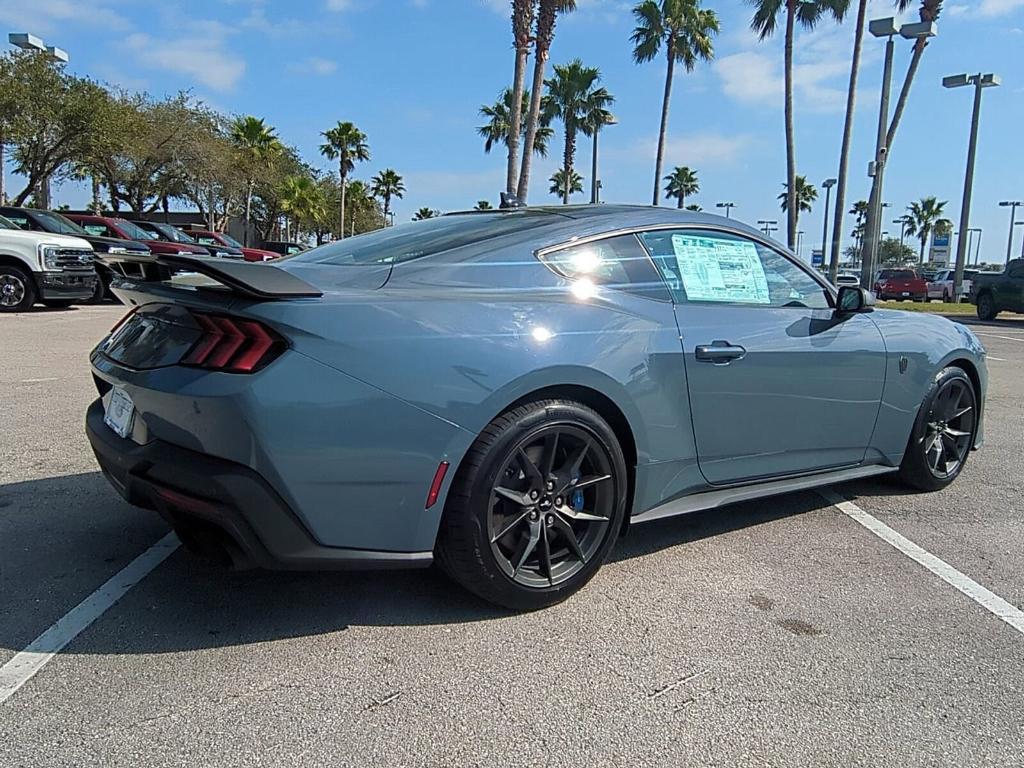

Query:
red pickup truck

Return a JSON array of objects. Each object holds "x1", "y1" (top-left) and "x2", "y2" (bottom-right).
[
  {"x1": 188, "y1": 229, "x2": 278, "y2": 262},
  {"x1": 873, "y1": 268, "x2": 928, "y2": 302}
]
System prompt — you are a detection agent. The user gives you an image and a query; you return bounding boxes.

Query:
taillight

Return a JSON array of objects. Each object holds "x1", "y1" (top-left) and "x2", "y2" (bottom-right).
[{"x1": 181, "y1": 311, "x2": 284, "y2": 373}]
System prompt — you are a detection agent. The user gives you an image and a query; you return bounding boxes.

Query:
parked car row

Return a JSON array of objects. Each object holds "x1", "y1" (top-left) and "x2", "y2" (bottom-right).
[{"x1": 0, "y1": 206, "x2": 286, "y2": 311}]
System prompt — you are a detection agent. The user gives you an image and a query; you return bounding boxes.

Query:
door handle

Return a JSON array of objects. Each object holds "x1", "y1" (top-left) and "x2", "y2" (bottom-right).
[{"x1": 694, "y1": 340, "x2": 746, "y2": 364}]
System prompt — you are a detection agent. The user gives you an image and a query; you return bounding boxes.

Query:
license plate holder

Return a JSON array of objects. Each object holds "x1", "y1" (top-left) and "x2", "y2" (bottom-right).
[{"x1": 104, "y1": 387, "x2": 135, "y2": 439}]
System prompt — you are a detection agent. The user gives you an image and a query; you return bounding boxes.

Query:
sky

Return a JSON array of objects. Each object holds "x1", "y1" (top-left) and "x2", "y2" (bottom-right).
[{"x1": 2, "y1": 0, "x2": 1022, "y2": 262}]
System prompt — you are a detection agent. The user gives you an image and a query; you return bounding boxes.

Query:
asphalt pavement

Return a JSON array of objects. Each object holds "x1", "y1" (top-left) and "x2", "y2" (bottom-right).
[{"x1": 1, "y1": 305, "x2": 1022, "y2": 767}]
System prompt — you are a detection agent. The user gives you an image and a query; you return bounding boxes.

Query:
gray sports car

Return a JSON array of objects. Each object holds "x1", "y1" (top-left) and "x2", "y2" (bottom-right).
[{"x1": 87, "y1": 206, "x2": 987, "y2": 610}]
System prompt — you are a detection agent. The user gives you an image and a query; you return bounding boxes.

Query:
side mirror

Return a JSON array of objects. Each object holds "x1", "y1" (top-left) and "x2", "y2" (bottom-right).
[{"x1": 836, "y1": 285, "x2": 875, "y2": 313}]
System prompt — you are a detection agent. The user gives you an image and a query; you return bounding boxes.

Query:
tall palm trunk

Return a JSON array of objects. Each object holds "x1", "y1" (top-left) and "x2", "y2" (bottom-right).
[
  {"x1": 783, "y1": 3, "x2": 797, "y2": 249},
  {"x1": 90, "y1": 175, "x2": 101, "y2": 214},
  {"x1": 508, "y1": 0, "x2": 533, "y2": 196},
  {"x1": 339, "y1": 162, "x2": 347, "y2": 239},
  {"x1": 676, "y1": 192, "x2": 685, "y2": 210},
  {"x1": 244, "y1": 180, "x2": 254, "y2": 246},
  {"x1": 383, "y1": 193, "x2": 391, "y2": 226},
  {"x1": 562, "y1": 128, "x2": 576, "y2": 205},
  {"x1": 885, "y1": 37, "x2": 926, "y2": 150},
  {"x1": 652, "y1": 43, "x2": 676, "y2": 206},
  {"x1": 518, "y1": 0, "x2": 556, "y2": 202},
  {"x1": 829, "y1": 0, "x2": 867, "y2": 283},
  {"x1": 919, "y1": 235, "x2": 926, "y2": 264}
]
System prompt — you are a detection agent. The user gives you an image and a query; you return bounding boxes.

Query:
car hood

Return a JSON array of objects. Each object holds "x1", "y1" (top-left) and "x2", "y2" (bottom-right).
[
  {"x1": 0, "y1": 228, "x2": 93, "y2": 251},
  {"x1": 80, "y1": 234, "x2": 149, "y2": 253}
]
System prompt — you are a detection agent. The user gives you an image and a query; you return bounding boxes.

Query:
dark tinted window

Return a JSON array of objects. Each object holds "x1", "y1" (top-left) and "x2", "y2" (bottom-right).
[
  {"x1": 31, "y1": 210, "x2": 88, "y2": 235},
  {"x1": 288, "y1": 212, "x2": 553, "y2": 266},
  {"x1": 1008, "y1": 262, "x2": 1024, "y2": 278},
  {"x1": 879, "y1": 269, "x2": 916, "y2": 279}
]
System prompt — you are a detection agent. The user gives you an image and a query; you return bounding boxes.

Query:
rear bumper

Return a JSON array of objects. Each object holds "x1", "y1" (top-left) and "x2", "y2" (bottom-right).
[{"x1": 85, "y1": 398, "x2": 433, "y2": 570}]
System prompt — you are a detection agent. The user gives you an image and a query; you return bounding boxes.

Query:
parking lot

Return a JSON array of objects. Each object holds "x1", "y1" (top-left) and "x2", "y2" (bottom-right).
[{"x1": 1, "y1": 305, "x2": 1022, "y2": 767}]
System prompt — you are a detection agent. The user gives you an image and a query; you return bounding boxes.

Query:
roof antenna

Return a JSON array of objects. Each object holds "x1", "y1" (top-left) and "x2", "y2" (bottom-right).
[{"x1": 499, "y1": 192, "x2": 526, "y2": 209}]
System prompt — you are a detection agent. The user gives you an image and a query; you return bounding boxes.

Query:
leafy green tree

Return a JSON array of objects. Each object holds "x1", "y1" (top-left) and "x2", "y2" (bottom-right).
[
  {"x1": 344, "y1": 179, "x2": 384, "y2": 236},
  {"x1": 474, "y1": 200, "x2": 493, "y2": 210},
  {"x1": 230, "y1": 115, "x2": 282, "y2": 245},
  {"x1": 413, "y1": 207, "x2": 440, "y2": 220},
  {"x1": 478, "y1": 88, "x2": 553, "y2": 158},
  {"x1": 320, "y1": 121, "x2": 370, "y2": 238},
  {"x1": 631, "y1": 0, "x2": 719, "y2": 206},
  {"x1": 904, "y1": 196, "x2": 947, "y2": 264},
  {"x1": 664, "y1": 166, "x2": 699, "y2": 208},
  {"x1": 549, "y1": 168, "x2": 584, "y2": 199},
  {"x1": 748, "y1": 0, "x2": 847, "y2": 247},
  {"x1": 879, "y1": 236, "x2": 915, "y2": 265},
  {"x1": 371, "y1": 168, "x2": 405, "y2": 227},
  {"x1": 280, "y1": 174, "x2": 327, "y2": 242},
  {"x1": 545, "y1": 59, "x2": 612, "y2": 205},
  {"x1": 518, "y1": 0, "x2": 577, "y2": 202},
  {"x1": 778, "y1": 175, "x2": 818, "y2": 233}
]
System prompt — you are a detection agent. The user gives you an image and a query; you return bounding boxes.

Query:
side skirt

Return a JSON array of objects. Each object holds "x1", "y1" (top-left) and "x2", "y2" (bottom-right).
[{"x1": 631, "y1": 464, "x2": 897, "y2": 524}]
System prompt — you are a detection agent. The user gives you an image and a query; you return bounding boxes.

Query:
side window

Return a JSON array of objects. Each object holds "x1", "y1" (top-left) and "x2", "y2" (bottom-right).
[
  {"x1": 6, "y1": 215, "x2": 32, "y2": 230},
  {"x1": 538, "y1": 234, "x2": 670, "y2": 301},
  {"x1": 197, "y1": 236, "x2": 217, "y2": 245},
  {"x1": 1008, "y1": 262, "x2": 1024, "y2": 279},
  {"x1": 82, "y1": 224, "x2": 109, "y2": 237},
  {"x1": 638, "y1": 229, "x2": 831, "y2": 310}
]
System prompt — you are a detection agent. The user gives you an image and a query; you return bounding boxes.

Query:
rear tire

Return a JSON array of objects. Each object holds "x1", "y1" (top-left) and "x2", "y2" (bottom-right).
[
  {"x1": 0, "y1": 265, "x2": 36, "y2": 312},
  {"x1": 436, "y1": 399, "x2": 628, "y2": 611},
  {"x1": 897, "y1": 367, "x2": 977, "y2": 492},
  {"x1": 976, "y1": 293, "x2": 998, "y2": 321}
]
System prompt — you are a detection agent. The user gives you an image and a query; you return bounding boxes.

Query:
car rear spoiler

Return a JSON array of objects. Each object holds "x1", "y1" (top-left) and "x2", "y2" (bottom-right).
[{"x1": 97, "y1": 251, "x2": 322, "y2": 300}]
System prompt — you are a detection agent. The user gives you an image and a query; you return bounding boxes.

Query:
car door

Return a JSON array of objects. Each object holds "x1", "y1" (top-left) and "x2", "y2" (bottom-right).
[
  {"x1": 638, "y1": 227, "x2": 888, "y2": 485},
  {"x1": 1007, "y1": 261, "x2": 1024, "y2": 310}
]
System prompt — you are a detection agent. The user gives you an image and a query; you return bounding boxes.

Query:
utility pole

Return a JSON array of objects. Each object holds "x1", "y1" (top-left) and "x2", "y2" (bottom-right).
[
  {"x1": 821, "y1": 178, "x2": 836, "y2": 278},
  {"x1": 945, "y1": 72, "x2": 1001, "y2": 300},
  {"x1": 716, "y1": 202, "x2": 735, "y2": 219},
  {"x1": 999, "y1": 201, "x2": 1021, "y2": 263}
]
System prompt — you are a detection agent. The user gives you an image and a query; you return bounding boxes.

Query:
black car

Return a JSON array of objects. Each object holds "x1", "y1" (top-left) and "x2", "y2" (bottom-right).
[
  {"x1": 131, "y1": 220, "x2": 244, "y2": 260},
  {"x1": 0, "y1": 206, "x2": 149, "y2": 302}
]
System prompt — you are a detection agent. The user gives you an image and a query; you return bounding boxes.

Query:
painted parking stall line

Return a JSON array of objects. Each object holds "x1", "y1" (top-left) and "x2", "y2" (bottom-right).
[
  {"x1": 820, "y1": 489, "x2": 1024, "y2": 636},
  {"x1": 0, "y1": 533, "x2": 180, "y2": 705}
]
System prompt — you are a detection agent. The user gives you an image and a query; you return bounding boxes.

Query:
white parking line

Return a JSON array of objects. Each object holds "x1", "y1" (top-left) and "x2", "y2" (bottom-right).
[
  {"x1": 974, "y1": 332, "x2": 1024, "y2": 343},
  {"x1": 820, "y1": 489, "x2": 1024, "y2": 636},
  {"x1": 986, "y1": 356, "x2": 1007, "y2": 362},
  {"x1": 0, "y1": 532, "x2": 180, "y2": 705}
]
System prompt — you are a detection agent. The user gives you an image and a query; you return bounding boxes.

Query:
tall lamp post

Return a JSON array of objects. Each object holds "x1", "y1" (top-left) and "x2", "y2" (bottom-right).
[
  {"x1": 758, "y1": 219, "x2": 778, "y2": 238},
  {"x1": 589, "y1": 116, "x2": 616, "y2": 205},
  {"x1": 5, "y1": 33, "x2": 69, "y2": 206},
  {"x1": 999, "y1": 201, "x2": 1021, "y2": 263},
  {"x1": 945, "y1": 72, "x2": 1001, "y2": 300},
  {"x1": 893, "y1": 217, "x2": 909, "y2": 247},
  {"x1": 861, "y1": 17, "x2": 937, "y2": 289},
  {"x1": 820, "y1": 178, "x2": 836, "y2": 278},
  {"x1": 716, "y1": 201, "x2": 735, "y2": 218},
  {"x1": 969, "y1": 227, "x2": 983, "y2": 265}
]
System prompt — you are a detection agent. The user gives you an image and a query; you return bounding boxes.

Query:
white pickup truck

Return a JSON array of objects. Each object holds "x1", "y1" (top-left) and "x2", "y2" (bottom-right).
[
  {"x1": 927, "y1": 268, "x2": 978, "y2": 302},
  {"x1": 0, "y1": 214, "x2": 97, "y2": 311}
]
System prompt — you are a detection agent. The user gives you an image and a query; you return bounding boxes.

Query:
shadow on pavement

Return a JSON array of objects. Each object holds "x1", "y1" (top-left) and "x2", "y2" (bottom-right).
[{"x1": 1, "y1": 470, "x2": 858, "y2": 656}]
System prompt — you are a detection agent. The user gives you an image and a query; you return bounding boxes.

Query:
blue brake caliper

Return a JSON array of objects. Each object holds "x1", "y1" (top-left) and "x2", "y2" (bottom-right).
[{"x1": 570, "y1": 480, "x2": 584, "y2": 513}]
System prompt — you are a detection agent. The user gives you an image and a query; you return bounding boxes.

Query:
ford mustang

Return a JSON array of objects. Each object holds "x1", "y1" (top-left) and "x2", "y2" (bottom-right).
[{"x1": 86, "y1": 206, "x2": 987, "y2": 610}]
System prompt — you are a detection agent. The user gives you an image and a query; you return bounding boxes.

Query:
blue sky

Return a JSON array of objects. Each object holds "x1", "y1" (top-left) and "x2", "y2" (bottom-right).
[{"x1": 2, "y1": 0, "x2": 1022, "y2": 261}]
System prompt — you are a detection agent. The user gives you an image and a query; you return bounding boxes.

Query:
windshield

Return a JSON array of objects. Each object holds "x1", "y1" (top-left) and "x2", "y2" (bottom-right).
[
  {"x1": 154, "y1": 223, "x2": 199, "y2": 244},
  {"x1": 33, "y1": 210, "x2": 90, "y2": 236},
  {"x1": 218, "y1": 232, "x2": 243, "y2": 248},
  {"x1": 287, "y1": 212, "x2": 553, "y2": 266},
  {"x1": 116, "y1": 218, "x2": 158, "y2": 241},
  {"x1": 0, "y1": 215, "x2": 17, "y2": 230}
]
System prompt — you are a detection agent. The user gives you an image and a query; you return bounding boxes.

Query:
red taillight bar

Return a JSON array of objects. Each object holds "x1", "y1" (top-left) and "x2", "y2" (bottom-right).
[{"x1": 181, "y1": 311, "x2": 284, "y2": 373}]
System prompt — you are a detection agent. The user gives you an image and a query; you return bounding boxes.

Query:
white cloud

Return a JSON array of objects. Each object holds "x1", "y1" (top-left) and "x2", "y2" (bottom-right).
[
  {"x1": 617, "y1": 132, "x2": 754, "y2": 167},
  {"x1": 0, "y1": 0, "x2": 130, "y2": 34},
  {"x1": 714, "y1": 50, "x2": 850, "y2": 113},
  {"x1": 288, "y1": 57, "x2": 338, "y2": 76},
  {"x1": 326, "y1": 0, "x2": 354, "y2": 10},
  {"x1": 125, "y1": 30, "x2": 245, "y2": 91},
  {"x1": 978, "y1": 0, "x2": 1024, "y2": 16}
]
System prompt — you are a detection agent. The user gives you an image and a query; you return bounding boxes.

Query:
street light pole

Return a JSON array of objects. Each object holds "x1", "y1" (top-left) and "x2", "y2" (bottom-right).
[
  {"x1": 589, "y1": 116, "x2": 616, "y2": 205},
  {"x1": 821, "y1": 178, "x2": 836, "y2": 278},
  {"x1": 970, "y1": 227, "x2": 982, "y2": 265},
  {"x1": 757, "y1": 219, "x2": 777, "y2": 237},
  {"x1": 945, "y1": 72, "x2": 1001, "y2": 300},
  {"x1": 716, "y1": 202, "x2": 735, "y2": 218},
  {"x1": 999, "y1": 201, "x2": 1021, "y2": 263}
]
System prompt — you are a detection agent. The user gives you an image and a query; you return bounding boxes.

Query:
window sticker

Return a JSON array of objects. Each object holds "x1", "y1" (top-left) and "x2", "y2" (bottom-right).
[{"x1": 670, "y1": 234, "x2": 770, "y2": 304}]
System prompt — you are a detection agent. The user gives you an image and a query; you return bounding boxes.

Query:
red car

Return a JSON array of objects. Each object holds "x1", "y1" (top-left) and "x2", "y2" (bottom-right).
[
  {"x1": 188, "y1": 229, "x2": 277, "y2": 262},
  {"x1": 873, "y1": 268, "x2": 928, "y2": 302},
  {"x1": 65, "y1": 215, "x2": 210, "y2": 258}
]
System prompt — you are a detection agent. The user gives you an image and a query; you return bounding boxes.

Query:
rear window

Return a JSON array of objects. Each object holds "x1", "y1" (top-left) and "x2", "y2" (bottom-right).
[
  {"x1": 287, "y1": 212, "x2": 553, "y2": 266},
  {"x1": 880, "y1": 269, "x2": 916, "y2": 279}
]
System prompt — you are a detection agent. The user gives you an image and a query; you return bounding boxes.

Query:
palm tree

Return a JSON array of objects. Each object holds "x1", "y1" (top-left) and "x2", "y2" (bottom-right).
[
  {"x1": 581, "y1": 86, "x2": 616, "y2": 205},
  {"x1": 903, "y1": 196, "x2": 947, "y2": 263},
  {"x1": 545, "y1": 60, "x2": 613, "y2": 206},
  {"x1": 631, "y1": 0, "x2": 719, "y2": 207},
  {"x1": 319, "y1": 121, "x2": 370, "y2": 238},
  {"x1": 663, "y1": 166, "x2": 699, "y2": 208},
  {"x1": 748, "y1": 0, "x2": 848, "y2": 248},
  {"x1": 518, "y1": 0, "x2": 577, "y2": 202},
  {"x1": 371, "y1": 169, "x2": 404, "y2": 227},
  {"x1": 885, "y1": 1, "x2": 943, "y2": 151},
  {"x1": 474, "y1": 200, "x2": 493, "y2": 210},
  {"x1": 413, "y1": 207, "x2": 440, "y2": 220},
  {"x1": 279, "y1": 174, "x2": 328, "y2": 242},
  {"x1": 230, "y1": 116, "x2": 282, "y2": 246},
  {"x1": 849, "y1": 199, "x2": 869, "y2": 253},
  {"x1": 778, "y1": 175, "x2": 818, "y2": 232},
  {"x1": 478, "y1": 89, "x2": 554, "y2": 158},
  {"x1": 549, "y1": 168, "x2": 584, "y2": 199},
  {"x1": 345, "y1": 179, "x2": 380, "y2": 236},
  {"x1": 507, "y1": 0, "x2": 537, "y2": 195}
]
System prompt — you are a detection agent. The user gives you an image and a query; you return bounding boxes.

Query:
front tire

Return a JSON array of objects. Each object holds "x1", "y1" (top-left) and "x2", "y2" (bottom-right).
[
  {"x1": 976, "y1": 293, "x2": 998, "y2": 321},
  {"x1": 436, "y1": 399, "x2": 628, "y2": 610},
  {"x1": 0, "y1": 265, "x2": 36, "y2": 312},
  {"x1": 897, "y1": 367, "x2": 977, "y2": 492}
]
